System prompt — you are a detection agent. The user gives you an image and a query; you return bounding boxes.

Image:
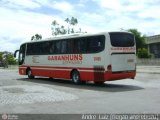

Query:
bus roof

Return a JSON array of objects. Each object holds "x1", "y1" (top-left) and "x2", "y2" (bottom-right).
[{"x1": 22, "y1": 31, "x2": 132, "y2": 45}]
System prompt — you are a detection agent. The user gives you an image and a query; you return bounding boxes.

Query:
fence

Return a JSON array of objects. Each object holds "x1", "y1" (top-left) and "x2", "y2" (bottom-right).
[{"x1": 137, "y1": 58, "x2": 160, "y2": 66}]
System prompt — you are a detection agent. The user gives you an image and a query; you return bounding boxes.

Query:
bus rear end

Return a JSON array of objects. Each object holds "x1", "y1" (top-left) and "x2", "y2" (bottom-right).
[{"x1": 105, "y1": 32, "x2": 136, "y2": 81}]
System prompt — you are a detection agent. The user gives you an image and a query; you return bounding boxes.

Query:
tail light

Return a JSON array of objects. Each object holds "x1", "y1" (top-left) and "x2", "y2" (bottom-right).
[{"x1": 107, "y1": 65, "x2": 112, "y2": 72}]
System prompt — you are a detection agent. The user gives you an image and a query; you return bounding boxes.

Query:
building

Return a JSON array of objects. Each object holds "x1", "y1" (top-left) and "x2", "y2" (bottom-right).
[{"x1": 145, "y1": 34, "x2": 160, "y2": 58}]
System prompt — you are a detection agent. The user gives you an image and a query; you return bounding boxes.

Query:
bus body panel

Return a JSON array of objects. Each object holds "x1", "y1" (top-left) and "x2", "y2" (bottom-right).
[
  {"x1": 111, "y1": 54, "x2": 136, "y2": 72},
  {"x1": 21, "y1": 50, "x2": 106, "y2": 81}
]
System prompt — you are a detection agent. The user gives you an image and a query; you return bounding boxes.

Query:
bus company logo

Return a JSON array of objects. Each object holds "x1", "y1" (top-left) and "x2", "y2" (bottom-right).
[
  {"x1": 48, "y1": 54, "x2": 83, "y2": 64},
  {"x1": 2, "y1": 113, "x2": 8, "y2": 120}
]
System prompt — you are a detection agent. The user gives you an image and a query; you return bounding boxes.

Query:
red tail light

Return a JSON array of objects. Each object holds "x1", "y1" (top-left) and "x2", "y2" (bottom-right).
[{"x1": 107, "y1": 65, "x2": 112, "y2": 72}]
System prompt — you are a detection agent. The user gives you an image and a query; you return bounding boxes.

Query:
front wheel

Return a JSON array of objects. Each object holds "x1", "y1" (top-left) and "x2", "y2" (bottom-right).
[
  {"x1": 27, "y1": 69, "x2": 34, "y2": 79},
  {"x1": 72, "y1": 71, "x2": 81, "y2": 84}
]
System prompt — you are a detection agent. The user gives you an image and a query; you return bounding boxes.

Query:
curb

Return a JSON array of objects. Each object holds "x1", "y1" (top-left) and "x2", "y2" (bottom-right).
[{"x1": 137, "y1": 71, "x2": 160, "y2": 74}]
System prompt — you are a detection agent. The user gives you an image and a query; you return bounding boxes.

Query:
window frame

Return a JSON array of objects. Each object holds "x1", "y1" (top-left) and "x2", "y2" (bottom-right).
[
  {"x1": 26, "y1": 35, "x2": 105, "y2": 55},
  {"x1": 109, "y1": 32, "x2": 135, "y2": 47}
]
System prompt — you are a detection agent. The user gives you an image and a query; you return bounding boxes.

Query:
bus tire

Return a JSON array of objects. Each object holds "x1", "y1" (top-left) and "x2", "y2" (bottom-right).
[
  {"x1": 71, "y1": 70, "x2": 81, "y2": 84},
  {"x1": 27, "y1": 69, "x2": 34, "y2": 79}
]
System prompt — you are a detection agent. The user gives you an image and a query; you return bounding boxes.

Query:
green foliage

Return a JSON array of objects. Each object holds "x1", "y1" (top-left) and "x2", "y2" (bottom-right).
[
  {"x1": 51, "y1": 20, "x2": 67, "y2": 36},
  {"x1": 0, "y1": 52, "x2": 3, "y2": 61},
  {"x1": 31, "y1": 34, "x2": 42, "y2": 41},
  {"x1": 51, "y1": 17, "x2": 82, "y2": 36},
  {"x1": 137, "y1": 48, "x2": 151, "y2": 58},
  {"x1": 7, "y1": 53, "x2": 17, "y2": 64},
  {"x1": 127, "y1": 29, "x2": 151, "y2": 58},
  {"x1": 0, "y1": 52, "x2": 17, "y2": 65},
  {"x1": 127, "y1": 29, "x2": 146, "y2": 49}
]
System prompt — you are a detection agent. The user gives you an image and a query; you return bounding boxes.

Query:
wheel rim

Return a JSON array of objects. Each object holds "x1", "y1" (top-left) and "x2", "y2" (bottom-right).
[
  {"x1": 73, "y1": 72, "x2": 79, "y2": 83},
  {"x1": 28, "y1": 70, "x2": 32, "y2": 77}
]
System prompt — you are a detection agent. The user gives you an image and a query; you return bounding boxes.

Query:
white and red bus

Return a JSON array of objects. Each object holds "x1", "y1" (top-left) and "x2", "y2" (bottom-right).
[{"x1": 14, "y1": 32, "x2": 136, "y2": 84}]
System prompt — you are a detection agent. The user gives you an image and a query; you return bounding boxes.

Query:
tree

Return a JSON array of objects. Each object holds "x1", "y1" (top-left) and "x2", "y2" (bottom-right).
[
  {"x1": 137, "y1": 48, "x2": 151, "y2": 58},
  {"x1": 65, "y1": 18, "x2": 70, "y2": 34},
  {"x1": 6, "y1": 52, "x2": 17, "y2": 65},
  {"x1": 0, "y1": 52, "x2": 3, "y2": 66},
  {"x1": 65, "y1": 17, "x2": 78, "y2": 34},
  {"x1": 51, "y1": 17, "x2": 82, "y2": 36},
  {"x1": 127, "y1": 29, "x2": 146, "y2": 50},
  {"x1": 70, "y1": 17, "x2": 78, "y2": 26},
  {"x1": 69, "y1": 17, "x2": 78, "y2": 33},
  {"x1": 51, "y1": 20, "x2": 59, "y2": 36},
  {"x1": 51, "y1": 20, "x2": 67, "y2": 36},
  {"x1": 127, "y1": 29, "x2": 151, "y2": 58},
  {"x1": 0, "y1": 51, "x2": 17, "y2": 66},
  {"x1": 31, "y1": 34, "x2": 42, "y2": 41},
  {"x1": 60, "y1": 25, "x2": 67, "y2": 35}
]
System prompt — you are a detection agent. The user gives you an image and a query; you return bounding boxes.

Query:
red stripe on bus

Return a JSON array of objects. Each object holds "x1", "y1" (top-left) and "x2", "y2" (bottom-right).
[
  {"x1": 19, "y1": 65, "x2": 105, "y2": 71},
  {"x1": 19, "y1": 66, "x2": 136, "y2": 81}
]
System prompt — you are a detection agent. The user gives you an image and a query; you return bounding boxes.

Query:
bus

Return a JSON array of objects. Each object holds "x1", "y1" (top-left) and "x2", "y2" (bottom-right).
[{"x1": 14, "y1": 32, "x2": 136, "y2": 84}]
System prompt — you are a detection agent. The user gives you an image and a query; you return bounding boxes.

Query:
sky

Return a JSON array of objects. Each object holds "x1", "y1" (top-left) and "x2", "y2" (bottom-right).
[{"x1": 0, "y1": 0, "x2": 160, "y2": 52}]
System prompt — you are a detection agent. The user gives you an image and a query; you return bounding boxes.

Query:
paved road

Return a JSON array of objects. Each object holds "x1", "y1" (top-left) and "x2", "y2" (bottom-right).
[{"x1": 0, "y1": 68, "x2": 160, "y2": 114}]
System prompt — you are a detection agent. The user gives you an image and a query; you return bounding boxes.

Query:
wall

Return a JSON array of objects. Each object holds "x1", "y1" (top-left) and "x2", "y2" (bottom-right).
[{"x1": 137, "y1": 58, "x2": 160, "y2": 66}]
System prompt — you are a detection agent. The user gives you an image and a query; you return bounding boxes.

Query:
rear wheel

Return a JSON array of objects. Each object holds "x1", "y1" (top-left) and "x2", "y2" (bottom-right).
[
  {"x1": 27, "y1": 69, "x2": 34, "y2": 79},
  {"x1": 72, "y1": 70, "x2": 81, "y2": 84}
]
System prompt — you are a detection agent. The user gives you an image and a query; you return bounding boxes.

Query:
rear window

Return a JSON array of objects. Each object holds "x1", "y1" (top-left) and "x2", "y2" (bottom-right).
[{"x1": 109, "y1": 33, "x2": 135, "y2": 47}]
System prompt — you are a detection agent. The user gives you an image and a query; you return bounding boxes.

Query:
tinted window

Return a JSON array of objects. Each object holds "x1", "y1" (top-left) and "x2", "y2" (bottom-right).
[
  {"x1": 27, "y1": 42, "x2": 51, "y2": 55},
  {"x1": 73, "y1": 38, "x2": 87, "y2": 53},
  {"x1": 55, "y1": 41, "x2": 61, "y2": 54},
  {"x1": 109, "y1": 33, "x2": 135, "y2": 47},
  {"x1": 26, "y1": 35, "x2": 105, "y2": 55},
  {"x1": 26, "y1": 43, "x2": 32, "y2": 55},
  {"x1": 87, "y1": 35, "x2": 105, "y2": 53},
  {"x1": 77, "y1": 38, "x2": 87, "y2": 53},
  {"x1": 61, "y1": 40, "x2": 67, "y2": 54},
  {"x1": 67, "y1": 39, "x2": 74, "y2": 53},
  {"x1": 42, "y1": 42, "x2": 50, "y2": 54},
  {"x1": 27, "y1": 43, "x2": 43, "y2": 55},
  {"x1": 49, "y1": 42, "x2": 55, "y2": 54}
]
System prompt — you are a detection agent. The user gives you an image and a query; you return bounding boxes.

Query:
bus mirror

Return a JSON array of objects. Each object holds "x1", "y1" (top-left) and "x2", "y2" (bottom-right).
[{"x1": 14, "y1": 50, "x2": 19, "y2": 57}]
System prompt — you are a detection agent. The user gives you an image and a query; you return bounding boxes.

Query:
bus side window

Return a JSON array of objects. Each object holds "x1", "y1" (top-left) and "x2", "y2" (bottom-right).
[
  {"x1": 28, "y1": 43, "x2": 34, "y2": 55},
  {"x1": 61, "y1": 40, "x2": 67, "y2": 54},
  {"x1": 73, "y1": 39, "x2": 78, "y2": 53},
  {"x1": 76, "y1": 38, "x2": 86, "y2": 53},
  {"x1": 46, "y1": 42, "x2": 50, "y2": 54},
  {"x1": 38, "y1": 42, "x2": 44, "y2": 55},
  {"x1": 40, "y1": 42, "x2": 50, "y2": 55},
  {"x1": 49, "y1": 42, "x2": 55, "y2": 54},
  {"x1": 55, "y1": 41, "x2": 61, "y2": 54},
  {"x1": 80, "y1": 38, "x2": 87, "y2": 53},
  {"x1": 35, "y1": 43, "x2": 41, "y2": 55},
  {"x1": 87, "y1": 36, "x2": 104, "y2": 53},
  {"x1": 67, "y1": 39, "x2": 74, "y2": 54},
  {"x1": 26, "y1": 43, "x2": 31, "y2": 55}
]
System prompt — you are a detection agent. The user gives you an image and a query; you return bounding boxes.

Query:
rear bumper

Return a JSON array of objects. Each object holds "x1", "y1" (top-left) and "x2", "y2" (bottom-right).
[
  {"x1": 82, "y1": 70, "x2": 136, "y2": 82},
  {"x1": 104, "y1": 71, "x2": 136, "y2": 81}
]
